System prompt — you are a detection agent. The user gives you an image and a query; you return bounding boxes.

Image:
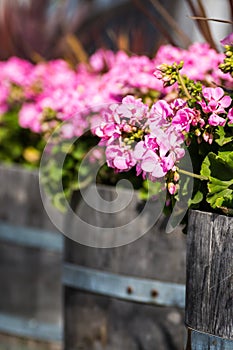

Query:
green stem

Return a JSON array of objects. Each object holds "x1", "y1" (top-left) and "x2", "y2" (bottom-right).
[
  {"x1": 176, "y1": 70, "x2": 192, "y2": 99},
  {"x1": 178, "y1": 168, "x2": 208, "y2": 181}
]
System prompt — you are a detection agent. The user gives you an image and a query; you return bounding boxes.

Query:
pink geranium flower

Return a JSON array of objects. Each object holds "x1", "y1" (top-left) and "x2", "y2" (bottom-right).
[
  {"x1": 172, "y1": 108, "x2": 197, "y2": 132},
  {"x1": 19, "y1": 103, "x2": 42, "y2": 133},
  {"x1": 149, "y1": 100, "x2": 173, "y2": 126},
  {"x1": 198, "y1": 87, "x2": 231, "y2": 127},
  {"x1": 109, "y1": 95, "x2": 149, "y2": 125},
  {"x1": 134, "y1": 142, "x2": 166, "y2": 179},
  {"x1": 200, "y1": 87, "x2": 231, "y2": 114},
  {"x1": 95, "y1": 121, "x2": 121, "y2": 145},
  {"x1": 208, "y1": 113, "x2": 226, "y2": 127},
  {"x1": 106, "y1": 144, "x2": 136, "y2": 171},
  {"x1": 227, "y1": 108, "x2": 233, "y2": 124},
  {"x1": 133, "y1": 125, "x2": 184, "y2": 180}
]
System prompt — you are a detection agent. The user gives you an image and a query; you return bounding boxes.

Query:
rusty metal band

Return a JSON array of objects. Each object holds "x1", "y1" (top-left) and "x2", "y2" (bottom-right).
[
  {"x1": 63, "y1": 263, "x2": 185, "y2": 308},
  {"x1": 185, "y1": 326, "x2": 233, "y2": 349}
]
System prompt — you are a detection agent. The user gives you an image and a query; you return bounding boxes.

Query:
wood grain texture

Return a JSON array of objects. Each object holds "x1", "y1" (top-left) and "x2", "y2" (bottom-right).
[
  {"x1": 64, "y1": 185, "x2": 186, "y2": 350},
  {"x1": 0, "y1": 333, "x2": 61, "y2": 350},
  {"x1": 0, "y1": 165, "x2": 62, "y2": 331},
  {"x1": 185, "y1": 210, "x2": 233, "y2": 339},
  {"x1": 0, "y1": 164, "x2": 58, "y2": 231}
]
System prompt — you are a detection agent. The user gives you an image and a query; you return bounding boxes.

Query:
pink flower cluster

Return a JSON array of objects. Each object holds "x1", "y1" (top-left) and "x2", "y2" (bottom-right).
[
  {"x1": 94, "y1": 96, "x2": 186, "y2": 182},
  {"x1": 0, "y1": 57, "x2": 33, "y2": 114},
  {"x1": 200, "y1": 87, "x2": 232, "y2": 127},
  {"x1": 1, "y1": 43, "x2": 232, "y2": 195},
  {"x1": 154, "y1": 43, "x2": 228, "y2": 85},
  {"x1": 94, "y1": 83, "x2": 233, "y2": 191},
  {"x1": 0, "y1": 42, "x2": 231, "y2": 139}
]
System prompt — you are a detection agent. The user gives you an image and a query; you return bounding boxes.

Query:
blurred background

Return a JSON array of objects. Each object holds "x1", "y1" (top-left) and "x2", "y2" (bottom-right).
[
  {"x1": 0, "y1": 0, "x2": 179, "y2": 62},
  {"x1": 0, "y1": 0, "x2": 231, "y2": 63},
  {"x1": 0, "y1": 1, "x2": 232, "y2": 350}
]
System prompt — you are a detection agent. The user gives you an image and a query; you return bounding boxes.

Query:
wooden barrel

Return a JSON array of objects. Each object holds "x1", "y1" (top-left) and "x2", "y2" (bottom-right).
[
  {"x1": 0, "y1": 165, "x2": 63, "y2": 347},
  {"x1": 185, "y1": 210, "x2": 233, "y2": 349},
  {"x1": 63, "y1": 185, "x2": 186, "y2": 350}
]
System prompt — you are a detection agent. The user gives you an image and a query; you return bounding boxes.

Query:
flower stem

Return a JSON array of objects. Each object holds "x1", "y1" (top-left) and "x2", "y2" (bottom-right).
[
  {"x1": 176, "y1": 70, "x2": 192, "y2": 99},
  {"x1": 178, "y1": 168, "x2": 208, "y2": 181}
]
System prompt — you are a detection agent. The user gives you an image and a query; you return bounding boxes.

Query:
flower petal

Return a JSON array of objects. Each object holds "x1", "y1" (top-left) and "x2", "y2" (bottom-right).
[{"x1": 113, "y1": 156, "x2": 128, "y2": 170}]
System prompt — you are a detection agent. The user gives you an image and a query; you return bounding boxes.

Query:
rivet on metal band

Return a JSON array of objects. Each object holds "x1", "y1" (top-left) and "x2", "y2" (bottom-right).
[{"x1": 63, "y1": 263, "x2": 185, "y2": 308}]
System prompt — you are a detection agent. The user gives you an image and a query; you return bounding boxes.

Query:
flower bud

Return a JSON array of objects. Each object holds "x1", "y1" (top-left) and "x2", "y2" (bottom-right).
[
  {"x1": 123, "y1": 124, "x2": 132, "y2": 133},
  {"x1": 197, "y1": 136, "x2": 202, "y2": 144},
  {"x1": 195, "y1": 129, "x2": 201, "y2": 137},
  {"x1": 203, "y1": 131, "x2": 209, "y2": 143},
  {"x1": 168, "y1": 182, "x2": 177, "y2": 195},
  {"x1": 173, "y1": 171, "x2": 180, "y2": 182},
  {"x1": 208, "y1": 133, "x2": 213, "y2": 144}
]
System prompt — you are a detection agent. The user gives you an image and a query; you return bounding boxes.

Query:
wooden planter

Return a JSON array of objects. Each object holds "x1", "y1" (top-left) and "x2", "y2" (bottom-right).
[
  {"x1": 0, "y1": 165, "x2": 63, "y2": 347},
  {"x1": 3, "y1": 164, "x2": 232, "y2": 349},
  {"x1": 63, "y1": 185, "x2": 186, "y2": 350},
  {"x1": 185, "y1": 210, "x2": 233, "y2": 349}
]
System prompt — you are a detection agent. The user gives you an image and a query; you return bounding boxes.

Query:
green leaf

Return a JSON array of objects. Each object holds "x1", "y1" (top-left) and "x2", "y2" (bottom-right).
[
  {"x1": 217, "y1": 151, "x2": 233, "y2": 168},
  {"x1": 200, "y1": 154, "x2": 211, "y2": 178},
  {"x1": 215, "y1": 126, "x2": 233, "y2": 146},
  {"x1": 200, "y1": 151, "x2": 233, "y2": 211},
  {"x1": 201, "y1": 152, "x2": 233, "y2": 181},
  {"x1": 72, "y1": 146, "x2": 86, "y2": 160},
  {"x1": 207, "y1": 188, "x2": 233, "y2": 208},
  {"x1": 52, "y1": 192, "x2": 67, "y2": 213},
  {"x1": 208, "y1": 177, "x2": 233, "y2": 194},
  {"x1": 188, "y1": 190, "x2": 203, "y2": 206},
  {"x1": 139, "y1": 180, "x2": 165, "y2": 201}
]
